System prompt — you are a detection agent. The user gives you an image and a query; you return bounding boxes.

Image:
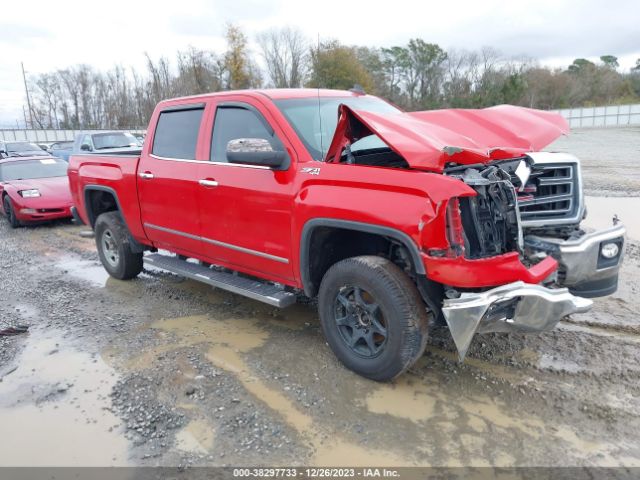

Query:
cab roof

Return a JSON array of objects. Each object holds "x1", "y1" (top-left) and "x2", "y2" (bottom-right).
[{"x1": 158, "y1": 88, "x2": 371, "y2": 106}]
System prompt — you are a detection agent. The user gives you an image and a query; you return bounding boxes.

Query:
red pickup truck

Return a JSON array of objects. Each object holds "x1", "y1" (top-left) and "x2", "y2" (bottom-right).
[{"x1": 68, "y1": 88, "x2": 625, "y2": 381}]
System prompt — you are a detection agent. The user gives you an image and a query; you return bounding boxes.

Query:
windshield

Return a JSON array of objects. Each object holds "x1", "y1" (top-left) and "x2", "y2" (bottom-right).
[
  {"x1": 275, "y1": 96, "x2": 401, "y2": 160},
  {"x1": 92, "y1": 132, "x2": 139, "y2": 150},
  {"x1": 0, "y1": 158, "x2": 68, "y2": 181},
  {"x1": 5, "y1": 142, "x2": 47, "y2": 156}
]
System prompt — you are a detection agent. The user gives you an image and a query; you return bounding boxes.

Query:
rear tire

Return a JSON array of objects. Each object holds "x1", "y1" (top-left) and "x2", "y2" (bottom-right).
[
  {"x1": 95, "y1": 211, "x2": 143, "y2": 280},
  {"x1": 3, "y1": 196, "x2": 20, "y2": 228},
  {"x1": 318, "y1": 255, "x2": 430, "y2": 381}
]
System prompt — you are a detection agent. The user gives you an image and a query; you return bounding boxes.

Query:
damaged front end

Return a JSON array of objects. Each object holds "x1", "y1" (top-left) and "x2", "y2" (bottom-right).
[
  {"x1": 323, "y1": 101, "x2": 625, "y2": 361},
  {"x1": 446, "y1": 164, "x2": 523, "y2": 259},
  {"x1": 442, "y1": 282, "x2": 593, "y2": 360},
  {"x1": 439, "y1": 154, "x2": 625, "y2": 360},
  {"x1": 524, "y1": 224, "x2": 626, "y2": 298}
]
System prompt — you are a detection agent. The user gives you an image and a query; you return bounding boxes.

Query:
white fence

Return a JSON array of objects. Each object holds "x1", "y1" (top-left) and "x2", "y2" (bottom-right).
[
  {"x1": 551, "y1": 104, "x2": 640, "y2": 128},
  {"x1": 3, "y1": 104, "x2": 640, "y2": 141},
  {"x1": 0, "y1": 129, "x2": 145, "y2": 143}
]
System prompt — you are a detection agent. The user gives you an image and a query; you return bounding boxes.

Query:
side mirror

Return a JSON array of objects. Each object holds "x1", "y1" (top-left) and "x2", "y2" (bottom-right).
[
  {"x1": 80, "y1": 143, "x2": 92, "y2": 152},
  {"x1": 226, "y1": 138, "x2": 286, "y2": 168}
]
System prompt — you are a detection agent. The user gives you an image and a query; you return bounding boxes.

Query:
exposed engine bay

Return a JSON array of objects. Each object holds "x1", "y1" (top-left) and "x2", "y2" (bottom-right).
[
  {"x1": 444, "y1": 153, "x2": 588, "y2": 260},
  {"x1": 446, "y1": 164, "x2": 523, "y2": 259},
  {"x1": 339, "y1": 144, "x2": 409, "y2": 168}
]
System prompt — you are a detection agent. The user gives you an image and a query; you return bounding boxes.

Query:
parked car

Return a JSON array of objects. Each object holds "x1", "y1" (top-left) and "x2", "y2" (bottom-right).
[
  {"x1": 68, "y1": 89, "x2": 625, "y2": 381},
  {"x1": 0, "y1": 140, "x2": 49, "y2": 158},
  {"x1": 132, "y1": 133, "x2": 145, "y2": 145},
  {"x1": 49, "y1": 140, "x2": 75, "y2": 161},
  {"x1": 37, "y1": 143, "x2": 53, "y2": 153},
  {"x1": 73, "y1": 131, "x2": 142, "y2": 155},
  {"x1": 0, "y1": 156, "x2": 73, "y2": 227}
]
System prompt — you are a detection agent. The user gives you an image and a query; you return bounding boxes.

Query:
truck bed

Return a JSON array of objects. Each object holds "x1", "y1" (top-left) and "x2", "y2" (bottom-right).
[{"x1": 67, "y1": 153, "x2": 147, "y2": 242}]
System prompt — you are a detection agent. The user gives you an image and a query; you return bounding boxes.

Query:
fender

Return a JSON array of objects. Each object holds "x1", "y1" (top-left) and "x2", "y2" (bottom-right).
[
  {"x1": 83, "y1": 185, "x2": 146, "y2": 253},
  {"x1": 299, "y1": 218, "x2": 425, "y2": 297}
]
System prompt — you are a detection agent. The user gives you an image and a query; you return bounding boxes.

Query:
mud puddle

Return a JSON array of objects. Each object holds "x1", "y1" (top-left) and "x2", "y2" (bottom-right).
[
  {"x1": 124, "y1": 315, "x2": 409, "y2": 466},
  {"x1": 54, "y1": 255, "x2": 156, "y2": 290},
  {"x1": 558, "y1": 321, "x2": 640, "y2": 344},
  {"x1": 584, "y1": 196, "x2": 640, "y2": 241},
  {"x1": 54, "y1": 256, "x2": 110, "y2": 286},
  {"x1": 115, "y1": 312, "x2": 640, "y2": 467},
  {"x1": 0, "y1": 322, "x2": 130, "y2": 466},
  {"x1": 175, "y1": 419, "x2": 216, "y2": 455}
]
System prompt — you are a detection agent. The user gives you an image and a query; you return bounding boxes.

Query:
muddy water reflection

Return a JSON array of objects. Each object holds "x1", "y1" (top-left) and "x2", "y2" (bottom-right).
[
  {"x1": 55, "y1": 256, "x2": 110, "y2": 287},
  {"x1": 122, "y1": 311, "x2": 638, "y2": 467},
  {"x1": 175, "y1": 419, "x2": 215, "y2": 454},
  {"x1": 584, "y1": 196, "x2": 640, "y2": 241},
  {"x1": 0, "y1": 327, "x2": 129, "y2": 466},
  {"x1": 145, "y1": 315, "x2": 408, "y2": 466}
]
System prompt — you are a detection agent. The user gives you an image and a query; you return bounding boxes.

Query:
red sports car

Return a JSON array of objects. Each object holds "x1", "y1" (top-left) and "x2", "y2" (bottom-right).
[{"x1": 0, "y1": 156, "x2": 73, "y2": 228}]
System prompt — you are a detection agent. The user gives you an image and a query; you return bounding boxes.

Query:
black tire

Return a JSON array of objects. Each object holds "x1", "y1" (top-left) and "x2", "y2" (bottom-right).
[
  {"x1": 94, "y1": 211, "x2": 143, "y2": 280},
  {"x1": 3, "y1": 196, "x2": 20, "y2": 228},
  {"x1": 318, "y1": 255, "x2": 430, "y2": 381}
]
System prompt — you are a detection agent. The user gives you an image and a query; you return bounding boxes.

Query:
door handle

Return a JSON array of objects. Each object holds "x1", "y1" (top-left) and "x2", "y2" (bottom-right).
[
  {"x1": 139, "y1": 172, "x2": 154, "y2": 179},
  {"x1": 198, "y1": 179, "x2": 219, "y2": 187}
]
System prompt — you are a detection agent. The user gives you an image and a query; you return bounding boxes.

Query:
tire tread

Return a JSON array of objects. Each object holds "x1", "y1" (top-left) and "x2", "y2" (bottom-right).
[
  {"x1": 318, "y1": 255, "x2": 430, "y2": 381},
  {"x1": 95, "y1": 211, "x2": 143, "y2": 280}
]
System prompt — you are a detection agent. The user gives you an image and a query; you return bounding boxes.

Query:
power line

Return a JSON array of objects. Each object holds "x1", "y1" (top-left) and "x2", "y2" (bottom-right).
[{"x1": 21, "y1": 62, "x2": 34, "y2": 129}]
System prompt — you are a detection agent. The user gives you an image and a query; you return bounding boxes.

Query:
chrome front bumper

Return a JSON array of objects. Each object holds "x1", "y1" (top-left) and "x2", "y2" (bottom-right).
[
  {"x1": 525, "y1": 223, "x2": 626, "y2": 297},
  {"x1": 442, "y1": 281, "x2": 592, "y2": 361}
]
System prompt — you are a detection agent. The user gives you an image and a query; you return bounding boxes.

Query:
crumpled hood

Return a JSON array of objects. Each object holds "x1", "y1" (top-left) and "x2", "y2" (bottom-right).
[{"x1": 325, "y1": 104, "x2": 569, "y2": 172}]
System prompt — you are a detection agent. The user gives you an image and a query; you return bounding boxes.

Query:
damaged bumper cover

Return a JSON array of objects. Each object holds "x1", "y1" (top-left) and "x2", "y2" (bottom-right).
[
  {"x1": 442, "y1": 281, "x2": 592, "y2": 361},
  {"x1": 525, "y1": 223, "x2": 626, "y2": 298}
]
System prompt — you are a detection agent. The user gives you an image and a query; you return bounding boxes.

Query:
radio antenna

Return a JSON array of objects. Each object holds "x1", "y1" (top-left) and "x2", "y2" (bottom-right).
[{"x1": 317, "y1": 32, "x2": 324, "y2": 161}]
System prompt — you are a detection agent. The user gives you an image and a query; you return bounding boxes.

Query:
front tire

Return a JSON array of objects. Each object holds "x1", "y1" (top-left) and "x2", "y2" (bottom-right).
[
  {"x1": 3, "y1": 196, "x2": 20, "y2": 228},
  {"x1": 94, "y1": 211, "x2": 143, "y2": 280},
  {"x1": 318, "y1": 256, "x2": 430, "y2": 381}
]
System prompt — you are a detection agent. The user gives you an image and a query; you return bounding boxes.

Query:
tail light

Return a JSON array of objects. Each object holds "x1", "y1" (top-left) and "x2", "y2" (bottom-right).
[{"x1": 446, "y1": 197, "x2": 465, "y2": 256}]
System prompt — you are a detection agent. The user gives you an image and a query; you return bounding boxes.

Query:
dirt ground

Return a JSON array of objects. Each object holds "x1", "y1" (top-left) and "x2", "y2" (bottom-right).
[{"x1": 0, "y1": 127, "x2": 639, "y2": 468}]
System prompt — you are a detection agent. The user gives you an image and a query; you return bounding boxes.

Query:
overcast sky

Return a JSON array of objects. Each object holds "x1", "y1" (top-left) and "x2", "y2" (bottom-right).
[{"x1": 1, "y1": 0, "x2": 639, "y2": 127}]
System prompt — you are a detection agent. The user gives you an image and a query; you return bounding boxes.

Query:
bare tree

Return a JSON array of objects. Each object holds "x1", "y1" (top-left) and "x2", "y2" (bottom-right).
[
  {"x1": 176, "y1": 47, "x2": 223, "y2": 95},
  {"x1": 257, "y1": 27, "x2": 308, "y2": 88},
  {"x1": 23, "y1": 25, "x2": 640, "y2": 130}
]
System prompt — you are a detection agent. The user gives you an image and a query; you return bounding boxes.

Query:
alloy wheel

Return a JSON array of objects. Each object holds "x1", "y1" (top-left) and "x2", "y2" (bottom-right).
[
  {"x1": 333, "y1": 285, "x2": 388, "y2": 358},
  {"x1": 101, "y1": 228, "x2": 120, "y2": 268}
]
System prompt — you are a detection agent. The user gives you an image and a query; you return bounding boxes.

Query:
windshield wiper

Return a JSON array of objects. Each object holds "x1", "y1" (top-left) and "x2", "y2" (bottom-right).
[{"x1": 97, "y1": 145, "x2": 136, "y2": 150}]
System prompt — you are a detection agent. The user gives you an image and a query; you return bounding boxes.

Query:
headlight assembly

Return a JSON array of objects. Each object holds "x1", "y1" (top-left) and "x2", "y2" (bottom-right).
[{"x1": 19, "y1": 189, "x2": 41, "y2": 198}]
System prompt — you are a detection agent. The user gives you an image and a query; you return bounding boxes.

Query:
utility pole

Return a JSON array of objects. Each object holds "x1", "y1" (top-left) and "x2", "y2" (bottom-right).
[{"x1": 21, "y1": 62, "x2": 34, "y2": 129}]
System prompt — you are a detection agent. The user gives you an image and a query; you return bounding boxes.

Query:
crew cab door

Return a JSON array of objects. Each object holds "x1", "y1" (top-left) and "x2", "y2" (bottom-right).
[
  {"x1": 196, "y1": 97, "x2": 296, "y2": 283},
  {"x1": 138, "y1": 102, "x2": 207, "y2": 256}
]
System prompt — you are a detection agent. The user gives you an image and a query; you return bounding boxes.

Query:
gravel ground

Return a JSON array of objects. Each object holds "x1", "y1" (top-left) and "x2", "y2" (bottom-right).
[
  {"x1": 548, "y1": 126, "x2": 640, "y2": 197},
  {"x1": 1, "y1": 127, "x2": 639, "y2": 468}
]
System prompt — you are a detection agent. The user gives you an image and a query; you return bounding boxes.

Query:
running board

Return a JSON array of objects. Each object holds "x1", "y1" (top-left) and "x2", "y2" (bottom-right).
[{"x1": 144, "y1": 253, "x2": 296, "y2": 308}]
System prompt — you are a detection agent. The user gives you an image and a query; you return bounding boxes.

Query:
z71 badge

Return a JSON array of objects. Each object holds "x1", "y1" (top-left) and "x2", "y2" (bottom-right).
[{"x1": 300, "y1": 167, "x2": 321, "y2": 176}]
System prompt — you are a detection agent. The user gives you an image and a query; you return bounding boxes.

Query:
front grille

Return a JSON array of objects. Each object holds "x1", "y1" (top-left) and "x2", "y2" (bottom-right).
[
  {"x1": 38, "y1": 208, "x2": 64, "y2": 213},
  {"x1": 517, "y1": 161, "x2": 582, "y2": 227}
]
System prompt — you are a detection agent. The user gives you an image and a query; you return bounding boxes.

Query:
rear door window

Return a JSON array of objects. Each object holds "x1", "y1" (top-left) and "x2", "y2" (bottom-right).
[{"x1": 152, "y1": 107, "x2": 204, "y2": 160}]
